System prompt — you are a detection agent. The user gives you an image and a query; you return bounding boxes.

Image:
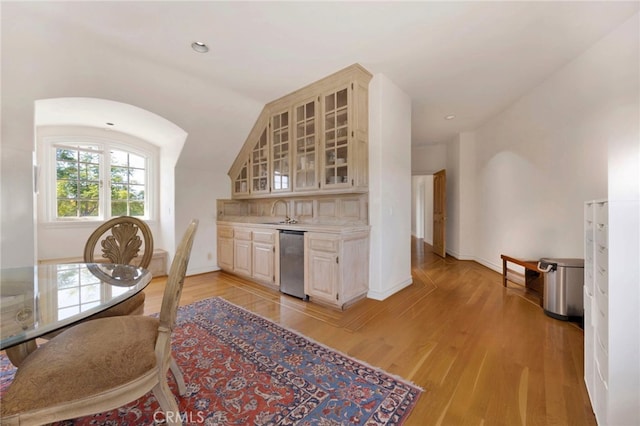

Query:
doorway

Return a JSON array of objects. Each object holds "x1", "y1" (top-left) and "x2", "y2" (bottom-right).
[{"x1": 411, "y1": 175, "x2": 434, "y2": 244}]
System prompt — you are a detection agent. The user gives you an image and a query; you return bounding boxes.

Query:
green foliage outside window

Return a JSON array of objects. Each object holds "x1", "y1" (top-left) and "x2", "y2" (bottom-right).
[{"x1": 55, "y1": 146, "x2": 146, "y2": 219}]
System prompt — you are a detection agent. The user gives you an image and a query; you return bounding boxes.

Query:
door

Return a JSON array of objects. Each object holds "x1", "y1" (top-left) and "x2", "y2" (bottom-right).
[
  {"x1": 432, "y1": 169, "x2": 446, "y2": 258},
  {"x1": 305, "y1": 234, "x2": 339, "y2": 304},
  {"x1": 252, "y1": 242, "x2": 274, "y2": 283}
]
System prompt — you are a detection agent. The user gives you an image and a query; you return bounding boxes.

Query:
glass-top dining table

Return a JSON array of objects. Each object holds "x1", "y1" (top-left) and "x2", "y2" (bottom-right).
[{"x1": 0, "y1": 262, "x2": 151, "y2": 366}]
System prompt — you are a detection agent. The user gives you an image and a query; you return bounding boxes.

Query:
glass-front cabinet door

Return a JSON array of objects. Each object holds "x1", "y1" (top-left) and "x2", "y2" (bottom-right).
[
  {"x1": 251, "y1": 128, "x2": 269, "y2": 194},
  {"x1": 323, "y1": 86, "x2": 350, "y2": 188},
  {"x1": 271, "y1": 110, "x2": 290, "y2": 193},
  {"x1": 233, "y1": 160, "x2": 249, "y2": 196},
  {"x1": 293, "y1": 98, "x2": 318, "y2": 191}
]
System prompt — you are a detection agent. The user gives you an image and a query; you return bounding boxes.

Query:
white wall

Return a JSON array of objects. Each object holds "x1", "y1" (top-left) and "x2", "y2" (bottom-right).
[
  {"x1": 471, "y1": 13, "x2": 636, "y2": 270},
  {"x1": 445, "y1": 132, "x2": 476, "y2": 260},
  {"x1": 604, "y1": 13, "x2": 640, "y2": 426},
  {"x1": 175, "y1": 166, "x2": 229, "y2": 275},
  {"x1": 369, "y1": 73, "x2": 413, "y2": 300},
  {"x1": 412, "y1": 144, "x2": 447, "y2": 174},
  {"x1": 0, "y1": 147, "x2": 35, "y2": 268},
  {"x1": 0, "y1": 9, "x2": 261, "y2": 271}
]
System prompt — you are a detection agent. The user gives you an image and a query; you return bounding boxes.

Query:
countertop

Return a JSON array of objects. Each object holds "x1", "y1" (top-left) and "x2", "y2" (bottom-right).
[{"x1": 217, "y1": 219, "x2": 370, "y2": 234}]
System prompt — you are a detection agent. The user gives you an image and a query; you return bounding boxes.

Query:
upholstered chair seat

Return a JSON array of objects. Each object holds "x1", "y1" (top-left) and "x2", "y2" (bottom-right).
[{"x1": 1, "y1": 316, "x2": 160, "y2": 416}]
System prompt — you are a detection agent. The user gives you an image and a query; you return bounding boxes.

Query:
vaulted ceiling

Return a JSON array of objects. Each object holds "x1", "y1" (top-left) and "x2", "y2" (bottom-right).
[{"x1": 2, "y1": 1, "x2": 638, "y2": 171}]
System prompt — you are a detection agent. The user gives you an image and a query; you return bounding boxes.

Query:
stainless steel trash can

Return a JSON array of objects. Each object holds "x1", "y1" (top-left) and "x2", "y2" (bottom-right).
[{"x1": 537, "y1": 258, "x2": 584, "y2": 321}]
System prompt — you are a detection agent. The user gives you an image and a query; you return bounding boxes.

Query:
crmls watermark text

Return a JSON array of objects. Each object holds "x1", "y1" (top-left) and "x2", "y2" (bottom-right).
[{"x1": 154, "y1": 410, "x2": 206, "y2": 424}]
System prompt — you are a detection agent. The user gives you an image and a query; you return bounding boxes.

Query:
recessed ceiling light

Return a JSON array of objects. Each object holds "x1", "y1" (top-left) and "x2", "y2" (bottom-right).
[
  {"x1": 191, "y1": 41, "x2": 209, "y2": 53},
  {"x1": 444, "y1": 115, "x2": 456, "y2": 120},
  {"x1": 106, "y1": 122, "x2": 114, "y2": 126}
]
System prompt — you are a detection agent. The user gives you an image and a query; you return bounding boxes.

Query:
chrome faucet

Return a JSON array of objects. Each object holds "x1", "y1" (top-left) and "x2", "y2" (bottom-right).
[{"x1": 271, "y1": 199, "x2": 296, "y2": 224}]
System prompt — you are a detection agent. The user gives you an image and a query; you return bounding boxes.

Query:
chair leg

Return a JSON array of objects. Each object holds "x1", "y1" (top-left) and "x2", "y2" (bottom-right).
[
  {"x1": 152, "y1": 379, "x2": 182, "y2": 426},
  {"x1": 170, "y1": 356, "x2": 187, "y2": 396}
]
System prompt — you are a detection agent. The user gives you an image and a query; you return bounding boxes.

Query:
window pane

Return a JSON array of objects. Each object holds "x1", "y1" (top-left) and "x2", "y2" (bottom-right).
[
  {"x1": 57, "y1": 181, "x2": 77, "y2": 198},
  {"x1": 79, "y1": 163, "x2": 99, "y2": 181},
  {"x1": 111, "y1": 184, "x2": 127, "y2": 200},
  {"x1": 55, "y1": 147, "x2": 102, "y2": 219},
  {"x1": 52, "y1": 142, "x2": 150, "y2": 221},
  {"x1": 79, "y1": 201, "x2": 99, "y2": 217},
  {"x1": 129, "y1": 153, "x2": 145, "y2": 169},
  {"x1": 79, "y1": 182, "x2": 99, "y2": 200},
  {"x1": 129, "y1": 168, "x2": 145, "y2": 185},
  {"x1": 111, "y1": 201, "x2": 127, "y2": 216},
  {"x1": 111, "y1": 150, "x2": 128, "y2": 167},
  {"x1": 79, "y1": 151, "x2": 100, "y2": 163},
  {"x1": 129, "y1": 185, "x2": 145, "y2": 200},
  {"x1": 57, "y1": 161, "x2": 78, "y2": 180},
  {"x1": 57, "y1": 200, "x2": 77, "y2": 217},
  {"x1": 129, "y1": 202, "x2": 144, "y2": 216},
  {"x1": 111, "y1": 166, "x2": 128, "y2": 184}
]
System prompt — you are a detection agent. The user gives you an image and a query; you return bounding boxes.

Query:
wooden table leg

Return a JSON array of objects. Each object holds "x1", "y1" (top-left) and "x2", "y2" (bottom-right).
[{"x1": 5, "y1": 339, "x2": 37, "y2": 367}]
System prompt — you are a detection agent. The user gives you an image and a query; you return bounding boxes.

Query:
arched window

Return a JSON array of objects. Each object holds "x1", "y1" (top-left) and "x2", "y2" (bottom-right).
[{"x1": 40, "y1": 133, "x2": 158, "y2": 223}]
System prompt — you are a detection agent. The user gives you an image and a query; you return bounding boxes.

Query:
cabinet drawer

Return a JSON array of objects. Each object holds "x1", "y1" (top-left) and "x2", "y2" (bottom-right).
[
  {"x1": 234, "y1": 229, "x2": 252, "y2": 241},
  {"x1": 584, "y1": 287, "x2": 595, "y2": 328},
  {"x1": 584, "y1": 266, "x2": 594, "y2": 295},
  {"x1": 595, "y1": 201, "x2": 608, "y2": 223},
  {"x1": 253, "y1": 230, "x2": 276, "y2": 244},
  {"x1": 595, "y1": 223, "x2": 608, "y2": 247},
  {"x1": 596, "y1": 333, "x2": 608, "y2": 382},
  {"x1": 594, "y1": 279, "x2": 608, "y2": 316},
  {"x1": 595, "y1": 244, "x2": 608, "y2": 268},
  {"x1": 218, "y1": 226, "x2": 234, "y2": 239},
  {"x1": 308, "y1": 236, "x2": 339, "y2": 252},
  {"x1": 595, "y1": 262, "x2": 608, "y2": 294},
  {"x1": 584, "y1": 288, "x2": 595, "y2": 396},
  {"x1": 594, "y1": 357, "x2": 609, "y2": 424},
  {"x1": 595, "y1": 306, "x2": 608, "y2": 349}
]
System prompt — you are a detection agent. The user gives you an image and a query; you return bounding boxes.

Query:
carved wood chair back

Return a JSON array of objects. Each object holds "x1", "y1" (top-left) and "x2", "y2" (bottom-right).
[{"x1": 84, "y1": 216, "x2": 154, "y2": 269}]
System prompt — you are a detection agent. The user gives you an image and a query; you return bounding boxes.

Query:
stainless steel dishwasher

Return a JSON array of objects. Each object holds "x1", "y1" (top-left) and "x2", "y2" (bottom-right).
[{"x1": 279, "y1": 230, "x2": 307, "y2": 300}]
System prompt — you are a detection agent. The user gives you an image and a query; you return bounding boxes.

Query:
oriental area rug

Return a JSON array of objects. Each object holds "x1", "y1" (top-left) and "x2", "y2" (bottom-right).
[{"x1": 1, "y1": 297, "x2": 422, "y2": 425}]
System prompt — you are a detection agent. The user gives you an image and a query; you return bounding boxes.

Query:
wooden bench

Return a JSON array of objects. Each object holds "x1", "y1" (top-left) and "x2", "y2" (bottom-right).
[{"x1": 501, "y1": 254, "x2": 544, "y2": 306}]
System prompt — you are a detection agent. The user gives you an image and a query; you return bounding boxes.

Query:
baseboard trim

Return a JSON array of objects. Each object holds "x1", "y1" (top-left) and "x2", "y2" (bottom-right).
[
  {"x1": 367, "y1": 276, "x2": 413, "y2": 300},
  {"x1": 472, "y1": 256, "x2": 502, "y2": 275}
]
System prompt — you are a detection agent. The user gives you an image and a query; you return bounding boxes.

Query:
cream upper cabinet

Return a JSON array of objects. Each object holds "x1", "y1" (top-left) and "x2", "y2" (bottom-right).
[
  {"x1": 293, "y1": 98, "x2": 318, "y2": 192},
  {"x1": 270, "y1": 109, "x2": 291, "y2": 194},
  {"x1": 250, "y1": 127, "x2": 270, "y2": 195},
  {"x1": 232, "y1": 161, "x2": 249, "y2": 197},
  {"x1": 322, "y1": 86, "x2": 350, "y2": 189},
  {"x1": 228, "y1": 64, "x2": 372, "y2": 199}
]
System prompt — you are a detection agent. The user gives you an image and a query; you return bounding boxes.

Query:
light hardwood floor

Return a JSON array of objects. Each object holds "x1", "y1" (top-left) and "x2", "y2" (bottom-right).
[{"x1": 144, "y1": 238, "x2": 596, "y2": 426}]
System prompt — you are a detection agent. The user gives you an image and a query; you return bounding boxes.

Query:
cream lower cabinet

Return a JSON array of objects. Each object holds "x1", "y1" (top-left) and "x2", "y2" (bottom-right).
[
  {"x1": 304, "y1": 230, "x2": 369, "y2": 309},
  {"x1": 217, "y1": 225, "x2": 278, "y2": 287},
  {"x1": 217, "y1": 225, "x2": 234, "y2": 271},
  {"x1": 251, "y1": 229, "x2": 277, "y2": 284},
  {"x1": 233, "y1": 229, "x2": 252, "y2": 277}
]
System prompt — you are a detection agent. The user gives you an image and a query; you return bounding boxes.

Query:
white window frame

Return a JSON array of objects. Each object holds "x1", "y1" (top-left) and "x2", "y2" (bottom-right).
[{"x1": 40, "y1": 135, "x2": 158, "y2": 224}]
